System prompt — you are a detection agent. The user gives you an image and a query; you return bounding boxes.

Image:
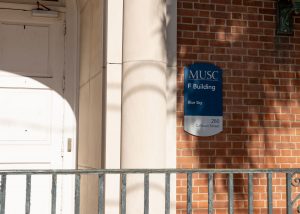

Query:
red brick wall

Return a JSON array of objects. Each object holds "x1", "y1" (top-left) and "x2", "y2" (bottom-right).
[{"x1": 177, "y1": 0, "x2": 300, "y2": 213}]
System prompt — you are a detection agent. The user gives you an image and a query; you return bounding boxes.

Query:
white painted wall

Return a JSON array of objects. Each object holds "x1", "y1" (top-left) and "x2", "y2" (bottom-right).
[
  {"x1": 77, "y1": 0, "x2": 105, "y2": 213},
  {"x1": 78, "y1": 0, "x2": 104, "y2": 169}
]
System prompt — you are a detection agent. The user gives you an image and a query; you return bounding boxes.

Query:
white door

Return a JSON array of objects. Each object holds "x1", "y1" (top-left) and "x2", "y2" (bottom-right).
[{"x1": 0, "y1": 10, "x2": 71, "y2": 214}]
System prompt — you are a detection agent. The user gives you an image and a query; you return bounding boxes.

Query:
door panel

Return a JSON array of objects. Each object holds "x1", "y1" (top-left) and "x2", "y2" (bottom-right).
[
  {"x1": 0, "y1": 89, "x2": 51, "y2": 142},
  {"x1": 0, "y1": 10, "x2": 64, "y2": 169},
  {"x1": 5, "y1": 175, "x2": 52, "y2": 214},
  {"x1": 0, "y1": 24, "x2": 50, "y2": 77},
  {"x1": 0, "y1": 9, "x2": 67, "y2": 214}
]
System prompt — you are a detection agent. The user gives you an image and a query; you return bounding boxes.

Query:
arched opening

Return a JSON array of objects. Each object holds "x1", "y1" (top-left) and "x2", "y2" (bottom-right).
[
  {"x1": 0, "y1": 0, "x2": 78, "y2": 169},
  {"x1": 0, "y1": 1, "x2": 79, "y2": 213}
]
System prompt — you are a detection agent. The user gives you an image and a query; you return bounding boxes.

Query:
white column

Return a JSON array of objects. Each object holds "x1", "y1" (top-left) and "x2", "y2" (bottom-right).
[
  {"x1": 121, "y1": 0, "x2": 168, "y2": 213},
  {"x1": 104, "y1": 0, "x2": 123, "y2": 213},
  {"x1": 166, "y1": 1, "x2": 177, "y2": 213}
]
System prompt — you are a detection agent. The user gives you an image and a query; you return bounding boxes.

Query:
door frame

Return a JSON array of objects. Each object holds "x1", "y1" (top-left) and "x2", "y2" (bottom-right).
[{"x1": 62, "y1": 0, "x2": 79, "y2": 169}]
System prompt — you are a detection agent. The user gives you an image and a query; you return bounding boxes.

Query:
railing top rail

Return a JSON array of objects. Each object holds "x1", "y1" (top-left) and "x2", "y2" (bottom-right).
[{"x1": 0, "y1": 168, "x2": 299, "y2": 175}]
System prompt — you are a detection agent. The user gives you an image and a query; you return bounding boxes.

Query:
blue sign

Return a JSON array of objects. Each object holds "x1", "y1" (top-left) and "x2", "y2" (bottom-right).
[{"x1": 184, "y1": 63, "x2": 223, "y2": 136}]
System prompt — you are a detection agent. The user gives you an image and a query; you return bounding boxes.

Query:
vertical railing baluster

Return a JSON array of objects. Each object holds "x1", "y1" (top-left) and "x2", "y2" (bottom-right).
[
  {"x1": 144, "y1": 173, "x2": 149, "y2": 214},
  {"x1": 208, "y1": 173, "x2": 214, "y2": 214},
  {"x1": 267, "y1": 173, "x2": 273, "y2": 214},
  {"x1": 98, "y1": 174, "x2": 104, "y2": 214},
  {"x1": 228, "y1": 173, "x2": 234, "y2": 214},
  {"x1": 74, "y1": 174, "x2": 81, "y2": 214},
  {"x1": 187, "y1": 172, "x2": 192, "y2": 214},
  {"x1": 1, "y1": 169, "x2": 297, "y2": 214},
  {"x1": 25, "y1": 174, "x2": 31, "y2": 214},
  {"x1": 0, "y1": 175, "x2": 6, "y2": 214},
  {"x1": 165, "y1": 173, "x2": 170, "y2": 214},
  {"x1": 51, "y1": 174, "x2": 57, "y2": 214},
  {"x1": 286, "y1": 173, "x2": 292, "y2": 214},
  {"x1": 248, "y1": 173, "x2": 253, "y2": 214},
  {"x1": 121, "y1": 174, "x2": 127, "y2": 214}
]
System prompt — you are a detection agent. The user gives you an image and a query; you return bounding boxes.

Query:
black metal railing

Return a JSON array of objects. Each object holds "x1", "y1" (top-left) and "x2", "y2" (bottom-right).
[{"x1": 0, "y1": 168, "x2": 300, "y2": 214}]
